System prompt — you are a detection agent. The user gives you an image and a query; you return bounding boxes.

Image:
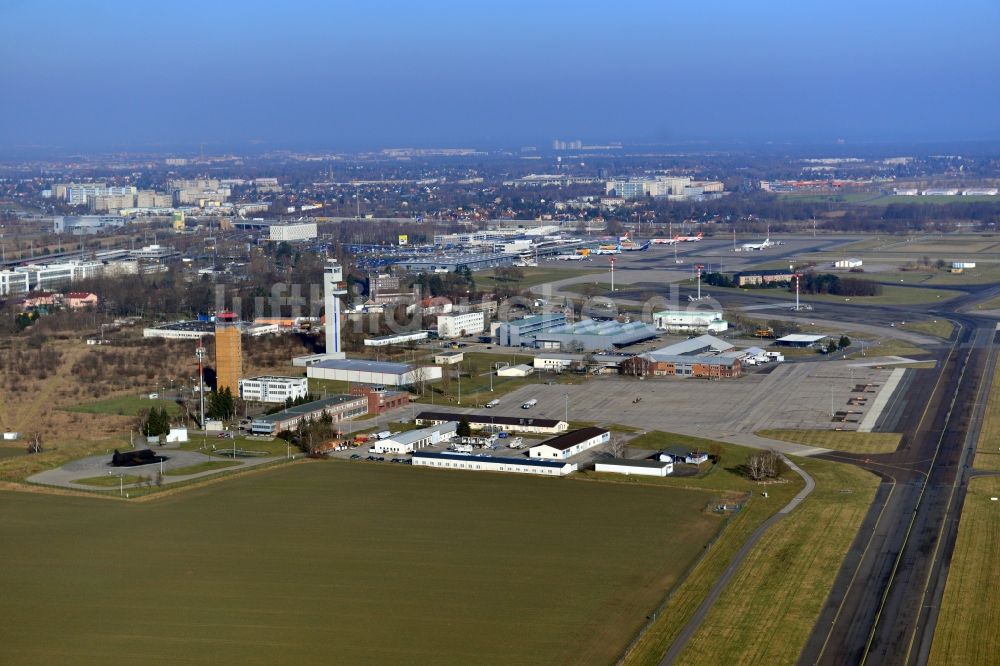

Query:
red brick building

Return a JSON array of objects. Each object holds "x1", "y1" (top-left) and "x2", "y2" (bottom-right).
[{"x1": 350, "y1": 385, "x2": 410, "y2": 415}]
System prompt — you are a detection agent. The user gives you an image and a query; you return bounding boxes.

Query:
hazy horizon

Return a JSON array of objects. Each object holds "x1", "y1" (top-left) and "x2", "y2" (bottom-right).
[{"x1": 2, "y1": 0, "x2": 999, "y2": 153}]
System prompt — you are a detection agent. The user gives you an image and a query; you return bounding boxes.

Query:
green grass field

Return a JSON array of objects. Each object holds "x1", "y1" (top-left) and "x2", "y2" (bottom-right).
[
  {"x1": 845, "y1": 337, "x2": 930, "y2": 359},
  {"x1": 66, "y1": 395, "x2": 182, "y2": 417},
  {"x1": 181, "y1": 435, "x2": 290, "y2": 457},
  {"x1": 622, "y1": 446, "x2": 805, "y2": 664},
  {"x1": 757, "y1": 429, "x2": 902, "y2": 455},
  {"x1": 974, "y1": 359, "x2": 1000, "y2": 472},
  {"x1": 898, "y1": 319, "x2": 955, "y2": 339},
  {"x1": 929, "y1": 476, "x2": 1000, "y2": 665},
  {"x1": 0, "y1": 462, "x2": 725, "y2": 665},
  {"x1": 672, "y1": 457, "x2": 880, "y2": 665}
]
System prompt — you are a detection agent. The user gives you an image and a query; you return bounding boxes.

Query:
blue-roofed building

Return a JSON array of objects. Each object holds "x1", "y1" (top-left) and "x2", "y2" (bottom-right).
[
  {"x1": 532, "y1": 318, "x2": 660, "y2": 352},
  {"x1": 412, "y1": 451, "x2": 577, "y2": 476},
  {"x1": 496, "y1": 313, "x2": 567, "y2": 347},
  {"x1": 305, "y1": 358, "x2": 442, "y2": 387}
]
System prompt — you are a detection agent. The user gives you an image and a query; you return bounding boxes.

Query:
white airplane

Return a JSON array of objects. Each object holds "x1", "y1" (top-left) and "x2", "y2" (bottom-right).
[
  {"x1": 651, "y1": 237, "x2": 680, "y2": 245},
  {"x1": 675, "y1": 232, "x2": 704, "y2": 242},
  {"x1": 556, "y1": 254, "x2": 587, "y2": 261},
  {"x1": 736, "y1": 227, "x2": 774, "y2": 252}
]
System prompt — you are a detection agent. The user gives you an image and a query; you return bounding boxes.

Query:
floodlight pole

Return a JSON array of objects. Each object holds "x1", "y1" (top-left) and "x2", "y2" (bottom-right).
[
  {"x1": 695, "y1": 264, "x2": 705, "y2": 300},
  {"x1": 610, "y1": 256, "x2": 615, "y2": 293},
  {"x1": 564, "y1": 394, "x2": 569, "y2": 423}
]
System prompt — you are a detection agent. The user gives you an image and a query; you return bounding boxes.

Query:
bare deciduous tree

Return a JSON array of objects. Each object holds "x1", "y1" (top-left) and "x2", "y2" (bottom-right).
[
  {"x1": 25, "y1": 432, "x2": 43, "y2": 454},
  {"x1": 746, "y1": 449, "x2": 783, "y2": 481},
  {"x1": 608, "y1": 435, "x2": 627, "y2": 458}
]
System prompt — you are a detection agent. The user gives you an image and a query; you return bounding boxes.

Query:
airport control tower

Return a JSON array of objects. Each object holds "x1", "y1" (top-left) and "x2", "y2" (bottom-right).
[
  {"x1": 323, "y1": 259, "x2": 347, "y2": 359},
  {"x1": 214, "y1": 310, "x2": 242, "y2": 394}
]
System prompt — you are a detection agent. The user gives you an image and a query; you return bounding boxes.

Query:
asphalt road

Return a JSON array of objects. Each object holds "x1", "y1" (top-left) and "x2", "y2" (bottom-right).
[{"x1": 798, "y1": 314, "x2": 997, "y2": 666}]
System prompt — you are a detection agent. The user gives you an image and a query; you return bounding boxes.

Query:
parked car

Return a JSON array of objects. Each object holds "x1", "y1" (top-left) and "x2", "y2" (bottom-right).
[{"x1": 350, "y1": 454, "x2": 361, "y2": 460}]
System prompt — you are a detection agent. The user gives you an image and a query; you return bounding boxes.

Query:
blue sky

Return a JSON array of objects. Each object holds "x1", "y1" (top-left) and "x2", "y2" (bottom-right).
[{"x1": 1, "y1": 0, "x2": 998, "y2": 152}]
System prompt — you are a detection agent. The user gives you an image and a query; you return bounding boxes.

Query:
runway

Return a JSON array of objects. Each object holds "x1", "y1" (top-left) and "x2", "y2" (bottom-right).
[{"x1": 798, "y1": 316, "x2": 996, "y2": 666}]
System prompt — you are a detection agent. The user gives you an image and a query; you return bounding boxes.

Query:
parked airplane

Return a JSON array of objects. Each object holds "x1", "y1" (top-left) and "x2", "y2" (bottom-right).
[
  {"x1": 594, "y1": 243, "x2": 621, "y2": 255},
  {"x1": 621, "y1": 240, "x2": 651, "y2": 251},
  {"x1": 675, "y1": 232, "x2": 704, "y2": 242},
  {"x1": 651, "y1": 237, "x2": 680, "y2": 245},
  {"x1": 556, "y1": 253, "x2": 588, "y2": 261},
  {"x1": 735, "y1": 227, "x2": 774, "y2": 252}
]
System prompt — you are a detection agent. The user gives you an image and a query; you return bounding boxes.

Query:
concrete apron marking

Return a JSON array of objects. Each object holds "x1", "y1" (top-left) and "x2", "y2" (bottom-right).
[{"x1": 858, "y1": 368, "x2": 906, "y2": 433}]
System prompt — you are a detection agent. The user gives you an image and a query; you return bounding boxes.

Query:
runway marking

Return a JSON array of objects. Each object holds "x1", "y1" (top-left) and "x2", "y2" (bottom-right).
[
  {"x1": 859, "y1": 368, "x2": 907, "y2": 432},
  {"x1": 860, "y1": 322, "x2": 976, "y2": 665},
  {"x1": 903, "y1": 328, "x2": 995, "y2": 664}
]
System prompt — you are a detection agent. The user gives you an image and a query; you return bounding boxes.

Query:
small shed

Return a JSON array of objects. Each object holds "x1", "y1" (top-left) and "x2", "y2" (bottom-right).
[
  {"x1": 497, "y1": 364, "x2": 534, "y2": 378},
  {"x1": 434, "y1": 351, "x2": 465, "y2": 365}
]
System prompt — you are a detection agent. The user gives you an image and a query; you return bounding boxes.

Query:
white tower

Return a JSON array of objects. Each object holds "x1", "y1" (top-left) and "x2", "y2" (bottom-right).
[{"x1": 324, "y1": 259, "x2": 347, "y2": 359}]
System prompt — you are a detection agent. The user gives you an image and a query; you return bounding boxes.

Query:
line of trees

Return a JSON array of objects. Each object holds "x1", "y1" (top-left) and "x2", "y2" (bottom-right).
[{"x1": 796, "y1": 273, "x2": 882, "y2": 297}]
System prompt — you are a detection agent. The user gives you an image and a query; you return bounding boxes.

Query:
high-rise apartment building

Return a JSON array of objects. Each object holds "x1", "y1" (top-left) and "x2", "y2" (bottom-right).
[{"x1": 215, "y1": 311, "x2": 243, "y2": 395}]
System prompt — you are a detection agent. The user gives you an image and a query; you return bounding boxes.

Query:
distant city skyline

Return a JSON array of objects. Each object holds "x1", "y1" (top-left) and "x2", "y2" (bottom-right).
[{"x1": 1, "y1": 0, "x2": 998, "y2": 152}]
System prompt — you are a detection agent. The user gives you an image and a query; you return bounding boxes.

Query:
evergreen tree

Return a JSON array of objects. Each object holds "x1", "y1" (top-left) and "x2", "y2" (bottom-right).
[{"x1": 457, "y1": 418, "x2": 472, "y2": 438}]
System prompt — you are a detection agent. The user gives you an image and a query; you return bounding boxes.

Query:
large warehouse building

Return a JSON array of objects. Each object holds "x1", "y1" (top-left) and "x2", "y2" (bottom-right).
[
  {"x1": 249, "y1": 394, "x2": 367, "y2": 435},
  {"x1": 371, "y1": 422, "x2": 458, "y2": 455},
  {"x1": 415, "y1": 411, "x2": 568, "y2": 435},
  {"x1": 412, "y1": 451, "x2": 578, "y2": 476},
  {"x1": 626, "y1": 334, "x2": 743, "y2": 379},
  {"x1": 528, "y1": 427, "x2": 610, "y2": 460},
  {"x1": 496, "y1": 313, "x2": 567, "y2": 347},
  {"x1": 531, "y1": 318, "x2": 659, "y2": 352},
  {"x1": 653, "y1": 309, "x2": 728, "y2": 334},
  {"x1": 595, "y1": 458, "x2": 674, "y2": 477},
  {"x1": 306, "y1": 358, "x2": 442, "y2": 386}
]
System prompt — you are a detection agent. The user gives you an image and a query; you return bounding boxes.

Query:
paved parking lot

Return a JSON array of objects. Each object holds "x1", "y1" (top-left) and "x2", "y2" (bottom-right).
[{"x1": 475, "y1": 361, "x2": 897, "y2": 456}]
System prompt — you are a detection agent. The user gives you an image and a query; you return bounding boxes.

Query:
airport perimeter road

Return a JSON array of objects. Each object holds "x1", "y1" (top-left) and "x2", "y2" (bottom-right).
[
  {"x1": 660, "y1": 454, "x2": 815, "y2": 666},
  {"x1": 798, "y1": 316, "x2": 996, "y2": 666}
]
